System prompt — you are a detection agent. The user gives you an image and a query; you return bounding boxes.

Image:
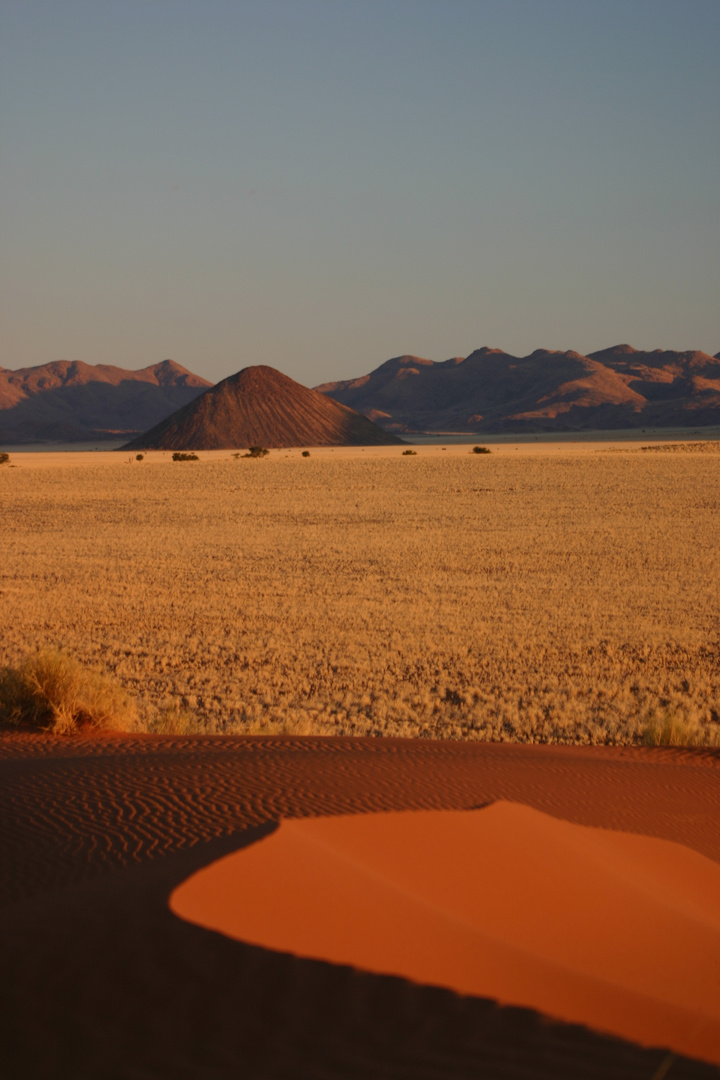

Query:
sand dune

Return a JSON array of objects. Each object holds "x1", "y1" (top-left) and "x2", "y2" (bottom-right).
[
  {"x1": 172, "y1": 801, "x2": 720, "y2": 1064},
  {"x1": 1, "y1": 734, "x2": 718, "y2": 1078}
]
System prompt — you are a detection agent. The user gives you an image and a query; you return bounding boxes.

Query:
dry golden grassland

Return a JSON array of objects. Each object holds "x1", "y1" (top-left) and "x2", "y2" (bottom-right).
[{"x1": 1, "y1": 447, "x2": 719, "y2": 744}]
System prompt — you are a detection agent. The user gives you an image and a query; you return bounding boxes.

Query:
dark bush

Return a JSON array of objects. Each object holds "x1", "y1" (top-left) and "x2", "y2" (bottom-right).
[
  {"x1": 471, "y1": 446, "x2": 491, "y2": 454},
  {"x1": 244, "y1": 446, "x2": 269, "y2": 458},
  {"x1": 172, "y1": 452, "x2": 199, "y2": 462},
  {"x1": 301, "y1": 450, "x2": 310, "y2": 457},
  {"x1": 135, "y1": 453, "x2": 144, "y2": 461},
  {"x1": 0, "y1": 453, "x2": 9, "y2": 465},
  {"x1": 402, "y1": 449, "x2": 417, "y2": 456}
]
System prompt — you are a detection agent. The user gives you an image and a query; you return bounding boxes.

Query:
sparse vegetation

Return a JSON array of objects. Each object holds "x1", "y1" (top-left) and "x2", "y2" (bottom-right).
[
  {"x1": 244, "y1": 446, "x2": 269, "y2": 458},
  {"x1": 1, "y1": 451, "x2": 719, "y2": 744},
  {"x1": 472, "y1": 446, "x2": 491, "y2": 454},
  {"x1": 0, "y1": 649, "x2": 138, "y2": 733},
  {"x1": 172, "y1": 452, "x2": 199, "y2": 462},
  {"x1": 640, "y1": 442, "x2": 720, "y2": 454},
  {"x1": 0, "y1": 649, "x2": 214, "y2": 736},
  {"x1": 0, "y1": 453, "x2": 9, "y2": 465},
  {"x1": 402, "y1": 449, "x2": 417, "y2": 456},
  {"x1": 642, "y1": 710, "x2": 719, "y2": 748},
  {"x1": 146, "y1": 703, "x2": 202, "y2": 735}
]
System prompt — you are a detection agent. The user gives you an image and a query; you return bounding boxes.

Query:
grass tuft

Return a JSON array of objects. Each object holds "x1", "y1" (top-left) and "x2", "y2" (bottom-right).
[
  {"x1": 147, "y1": 704, "x2": 201, "y2": 735},
  {"x1": 0, "y1": 649, "x2": 139, "y2": 733},
  {"x1": 242, "y1": 715, "x2": 327, "y2": 736},
  {"x1": 642, "y1": 711, "x2": 718, "y2": 748}
]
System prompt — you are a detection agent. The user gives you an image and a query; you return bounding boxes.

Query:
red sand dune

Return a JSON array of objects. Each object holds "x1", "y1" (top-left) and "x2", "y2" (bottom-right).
[
  {"x1": 172, "y1": 802, "x2": 720, "y2": 1065},
  {"x1": 1, "y1": 736, "x2": 719, "y2": 1079}
]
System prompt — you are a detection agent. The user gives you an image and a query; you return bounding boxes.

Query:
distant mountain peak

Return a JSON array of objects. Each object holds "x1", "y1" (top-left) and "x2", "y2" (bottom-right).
[{"x1": 143, "y1": 358, "x2": 211, "y2": 388}]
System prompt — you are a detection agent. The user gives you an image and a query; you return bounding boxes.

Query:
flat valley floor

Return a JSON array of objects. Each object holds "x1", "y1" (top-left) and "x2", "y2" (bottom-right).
[{"x1": 2, "y1": 440, "x2": 719, "y2": 744}]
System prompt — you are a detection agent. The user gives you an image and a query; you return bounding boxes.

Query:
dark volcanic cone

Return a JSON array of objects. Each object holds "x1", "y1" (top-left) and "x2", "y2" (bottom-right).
[{"x1": 122, "y1": 365, "x2": 405, "y2": 450}]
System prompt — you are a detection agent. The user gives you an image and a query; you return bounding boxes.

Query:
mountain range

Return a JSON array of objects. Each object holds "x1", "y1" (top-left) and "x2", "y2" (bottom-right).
[
  {"x1": 2, "y1": 345, "x2": 719, "y2": 446},
  {"x1": 122, "y1": 365, "x2": 402, "y2": 450},
  {"x1": 0, "y1": 359, "x2": 211, "y2": 444},
  {"x1": 316, "y1": 345, "x2": 720, "y2": 433}
]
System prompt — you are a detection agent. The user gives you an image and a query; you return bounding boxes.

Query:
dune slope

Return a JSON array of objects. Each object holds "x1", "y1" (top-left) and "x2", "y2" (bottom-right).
[
  {"x1": 0, "y1": 736, "x2": 718, "y2": 1079},
  {"x1": 173, "y1": 801, "x2": 720, "y2": 1064}
]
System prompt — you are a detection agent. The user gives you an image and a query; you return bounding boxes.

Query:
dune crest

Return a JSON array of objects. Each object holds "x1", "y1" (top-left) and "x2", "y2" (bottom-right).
[{"x1": 171, "y1": 801, "x2": 720, "y2": 1065}]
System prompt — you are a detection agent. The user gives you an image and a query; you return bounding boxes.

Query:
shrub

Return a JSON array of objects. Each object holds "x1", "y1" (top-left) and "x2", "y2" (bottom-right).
[
  {"x1": 0, "y1": 452, "x2": 9, "y2": 465},
  {"x1": 302, "y1": 450, "x2": 310, "y2": 457},
  {"x1": 472, "y1": 446, "x2": 491, "y2": 454},
  {"x1": 402, "y1": 449, "x2": 417, "y2": 456},
  {"x1": 244, "y1": 446, "x2": 269, "y2": 458},
  {"x1": 136, "y1": 454, "x2": 144, "y2": 462},
  {"x1": 0, "y1": 649, "x2": 138, "y2": 733},
  {"x1": 172, "y1": 452, "x2": 199, "y2": 462}
]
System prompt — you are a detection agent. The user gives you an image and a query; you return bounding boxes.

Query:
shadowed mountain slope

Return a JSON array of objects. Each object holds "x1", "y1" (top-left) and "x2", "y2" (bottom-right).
[
  {"x1": 317, "y1": 347, "x2": 720, "y2": 433},
  {"x1": 123, "y1": 365, "x2": 404, "y2": 450},
  {"x1": 0, "y1": 360, "x2": 211, "y2": 444},
  {"x1": 585, "y1": 345, "x2": 720, "y2": 427}
]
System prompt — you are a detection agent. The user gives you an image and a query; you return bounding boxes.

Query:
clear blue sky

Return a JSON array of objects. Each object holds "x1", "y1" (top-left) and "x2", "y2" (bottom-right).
[{"x1": 1, "y1": 0, "x2": 718, "y2": 385}]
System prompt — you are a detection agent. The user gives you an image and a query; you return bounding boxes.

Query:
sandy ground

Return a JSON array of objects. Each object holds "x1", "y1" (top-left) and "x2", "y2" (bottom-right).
[{"x1": 0, "y1": 734, "x2": 718, "y2": 1079}]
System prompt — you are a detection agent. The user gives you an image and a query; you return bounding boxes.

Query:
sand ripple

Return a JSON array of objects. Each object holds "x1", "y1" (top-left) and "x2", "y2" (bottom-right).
[{"x1": 1, "y1": 735, "x2": 718, "y2": 1078}]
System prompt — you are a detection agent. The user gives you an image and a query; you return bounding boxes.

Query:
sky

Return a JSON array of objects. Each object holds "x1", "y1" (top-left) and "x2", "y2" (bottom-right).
[{"x1": 1, "y1": 0, "x2": 719, "y2": 386}]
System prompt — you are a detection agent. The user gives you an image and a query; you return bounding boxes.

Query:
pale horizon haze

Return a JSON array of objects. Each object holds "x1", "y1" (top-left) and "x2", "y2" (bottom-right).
[{"x1": 1, "y1": 0, "x2": 719, "y2": 386}]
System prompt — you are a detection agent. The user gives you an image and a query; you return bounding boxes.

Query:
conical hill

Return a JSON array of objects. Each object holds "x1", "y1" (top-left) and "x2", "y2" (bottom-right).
[{"x1": 122, "y1": 365, "x2": 405, "y2": 450}]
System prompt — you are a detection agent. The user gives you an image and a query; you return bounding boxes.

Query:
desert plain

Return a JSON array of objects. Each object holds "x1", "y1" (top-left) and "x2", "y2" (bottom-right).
[
  {"x1": 2, "y1": 439, "x2": 719, "y2": 744},
  {"x1": 1, "y1": 439, "x2": 720, "y2": 1079}
]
